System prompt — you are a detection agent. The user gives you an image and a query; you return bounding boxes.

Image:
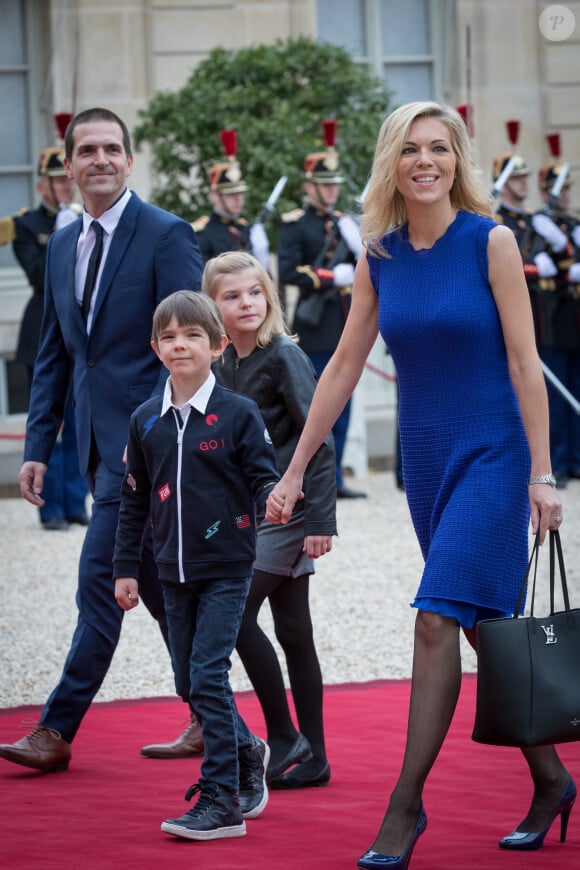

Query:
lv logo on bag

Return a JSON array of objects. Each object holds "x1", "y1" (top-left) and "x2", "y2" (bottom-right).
[
  {"x1": 472, "y1": 531, "x2": 580, "y2": 747},
  {"x1": 540, "y1": 624, "x2": 557, "y2": 644}
]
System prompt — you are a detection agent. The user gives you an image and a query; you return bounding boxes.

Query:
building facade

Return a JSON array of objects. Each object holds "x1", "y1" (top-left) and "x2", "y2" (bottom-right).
[{"x1": 1, "y1": 0, "x2": 578, "y2": 469}]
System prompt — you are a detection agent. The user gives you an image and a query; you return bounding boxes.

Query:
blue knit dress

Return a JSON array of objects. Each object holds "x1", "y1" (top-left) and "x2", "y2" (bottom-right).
[{"x1": 367, "y1": 211, "x2": 530, "y2": 625}]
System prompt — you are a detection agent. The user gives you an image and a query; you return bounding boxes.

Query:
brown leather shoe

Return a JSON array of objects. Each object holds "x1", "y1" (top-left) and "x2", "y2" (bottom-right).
[
  {"x1": 141, "y1": 715, "x2": 204, "y2": 759},
  {"x1": 0, "y1": 724, "x2": 71, "y2": 772}
]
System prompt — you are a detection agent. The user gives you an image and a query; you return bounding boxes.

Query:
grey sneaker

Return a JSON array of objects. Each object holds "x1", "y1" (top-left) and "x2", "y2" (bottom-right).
[
  {"x1": 238, "y1": 736, "x2": 270, "y2": 820},
  {"x1": 161, "y1": 781, "x2": 246, "y2": 841}
]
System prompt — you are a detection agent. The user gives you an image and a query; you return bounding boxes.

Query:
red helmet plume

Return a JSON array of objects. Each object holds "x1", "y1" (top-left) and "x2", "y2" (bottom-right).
[
  {"x1": 546, "y1": 133, "x2": 561, "y2": 159},
  {"x1": 219, "y1": 129, "x2": 237, "y2": 159},
  {"x1": 54, "y1": 112, "x2": 73, "y2": 141},
  {"x1": 505, "y1": 120, "x2": 520, "y2": 146},
  {"x1": 321, "y1": 119, "x2": 337, "y2": 148},
  {"x1": 456, "y1": 105, "x2": 474, "y2": 138}
]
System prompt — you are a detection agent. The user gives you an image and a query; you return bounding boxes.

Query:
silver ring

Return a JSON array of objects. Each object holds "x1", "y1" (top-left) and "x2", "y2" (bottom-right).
[{"x1": 554, "y1": 515, "x2": 562, "y2": 522}]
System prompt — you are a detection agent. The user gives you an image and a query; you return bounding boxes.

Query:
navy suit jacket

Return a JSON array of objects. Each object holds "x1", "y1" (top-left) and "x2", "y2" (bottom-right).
[{"x1": 24, "y1": 192, "x2": 204, "y2": 476}]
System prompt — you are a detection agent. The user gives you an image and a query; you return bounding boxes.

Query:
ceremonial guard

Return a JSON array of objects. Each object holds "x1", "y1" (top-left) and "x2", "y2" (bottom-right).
[
  {"x1": 3, "y1": 144, "x2": 88, "y2": 529},
  {"x1": 533, "y1": 135, "x2": 580, "y2": 487},
  {"x1": 193, "y1": 129, "x2": 270, "y2": 269},
  {"x1": 277, "y1": 119, "x2": 366, "y2": 498},
  {"x1": 492, "y1": 120, "x2": 557, "y2": 346}
]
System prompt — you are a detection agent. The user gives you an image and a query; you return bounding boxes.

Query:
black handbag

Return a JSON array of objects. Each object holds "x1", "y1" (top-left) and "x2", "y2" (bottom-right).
[{"x1": 472, "y1": 530, "x2": 580, "y2": 747}]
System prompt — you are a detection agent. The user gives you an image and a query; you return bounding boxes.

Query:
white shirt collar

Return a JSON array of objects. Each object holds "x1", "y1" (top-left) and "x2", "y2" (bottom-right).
[
  {"x1": 81, "y1": 188, "x2": 132, "y2": 236},
  {"x1": 161, "y1": 370, "x2": 216, "y2": 417}
]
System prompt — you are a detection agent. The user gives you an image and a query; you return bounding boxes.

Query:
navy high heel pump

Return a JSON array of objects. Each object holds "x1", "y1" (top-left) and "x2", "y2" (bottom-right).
[
  {"x1": 357, "y1": 805, "x2": 427, "y2": 869},
  {"x1": 499, "y1": 774, "x2": 576, "y2": 851}
]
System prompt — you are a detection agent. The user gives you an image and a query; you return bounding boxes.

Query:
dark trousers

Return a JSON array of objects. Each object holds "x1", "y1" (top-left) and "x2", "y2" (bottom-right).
[
  {"x1": 162, "y1": 575, "x2": 254, "y2": 794},
  {"x1": 309, "y1": 351, "x2": 351, "y2": 488},
  {"x1": 541, "y1": 346, "x2": 580, "y2": 475},
  {"x1": 40, "y1": 460, "x2": 169, "y2": 742}
]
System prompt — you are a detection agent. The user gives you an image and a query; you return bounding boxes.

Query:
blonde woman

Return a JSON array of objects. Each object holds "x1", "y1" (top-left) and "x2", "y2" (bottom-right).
[{"x1": 266, "y1": 102, "x2": 571, "y2": 868}]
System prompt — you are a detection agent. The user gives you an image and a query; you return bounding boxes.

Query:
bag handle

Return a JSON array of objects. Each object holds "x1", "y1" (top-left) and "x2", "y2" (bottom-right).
[
  {"x1": 512, "y1": 530, "x2": 569, "y2": 619},
  {"x1": 513, "y1": 532, "x2": 540, "y2": 618},
  {"x1": 549, "y1": 529, "x2": 570, "y2": 614}
]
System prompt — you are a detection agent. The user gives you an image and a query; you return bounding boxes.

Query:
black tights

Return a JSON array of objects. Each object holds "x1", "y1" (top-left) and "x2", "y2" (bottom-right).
[
  {"x1": 370, "y1": 612, "x2": 569, "y2": 857},
  {"x1": 235, "y1": 569, "x2": 326, "y2": 770}
]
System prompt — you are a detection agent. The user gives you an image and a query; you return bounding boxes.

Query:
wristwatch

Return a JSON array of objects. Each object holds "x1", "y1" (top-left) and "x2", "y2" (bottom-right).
[{"x1": 528, "y1": 474, "x2": 557, "y2": 487}]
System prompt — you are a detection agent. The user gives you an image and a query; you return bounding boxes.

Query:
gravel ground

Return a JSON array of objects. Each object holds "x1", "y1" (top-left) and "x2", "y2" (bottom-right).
[{"x1": 1, "y1": 471, "x2": 579, "y2": 709}]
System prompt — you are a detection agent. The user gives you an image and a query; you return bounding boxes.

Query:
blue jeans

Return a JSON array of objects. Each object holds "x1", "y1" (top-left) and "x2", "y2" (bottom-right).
[{"x1": 162, "y1": 575, "x2": 254, "y2": 794}]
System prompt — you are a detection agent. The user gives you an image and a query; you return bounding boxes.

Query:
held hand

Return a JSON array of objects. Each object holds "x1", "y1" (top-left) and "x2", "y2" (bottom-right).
[
  {"x1": 18, "y1": 460, "x2": 47, "y2": 506},
  {"x1": 304, "y1": 535, "x2": 333, "y2": 558},
  {"x1": 337, "y1": 215, "x2": 363, "y2": 258},
  {"x1": 533, "y1": 251, "x2": 558, "y2": 278},
  {"x1": 265, "y1": 472, "x2": 304, "y2": 524},
  {"x1": 115, "y1": 578, "x2": 140, "y2": 611},
  {"x1": 531, "y1": 213, "x2": 568, "y2": 253},
  {"x1": 529, "y1": 484, "x2": 563, "y2": 544},
  {"x1": 333, "y1": 262, "x2": 355, "y2": 287}
]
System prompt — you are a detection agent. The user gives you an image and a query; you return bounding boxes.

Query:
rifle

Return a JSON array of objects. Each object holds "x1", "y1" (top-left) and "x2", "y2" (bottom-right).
[
  {"x1": 255, "y1": 175, "x2": 287, "y2": 225},
  {"x1": 542, "y1": 361, "x2": 580, "y2": 414},
  {"x1": 544, "y1": 163, "x2": 570, "y2": 216},
  {"x1": 492, "y1": 155, "x2": 519, "y2": 200}
]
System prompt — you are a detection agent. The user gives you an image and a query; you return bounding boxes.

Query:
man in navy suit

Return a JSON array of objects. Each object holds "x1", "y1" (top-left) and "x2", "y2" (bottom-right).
[{"x1": 0, "y1": 108, "x2": 203, "y2": 772}]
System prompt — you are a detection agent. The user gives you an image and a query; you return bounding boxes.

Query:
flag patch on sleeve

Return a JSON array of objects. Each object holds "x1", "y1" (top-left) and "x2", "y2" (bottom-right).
[{"x1": 158, "y1": 483, "x2": 171, "y2": 502}]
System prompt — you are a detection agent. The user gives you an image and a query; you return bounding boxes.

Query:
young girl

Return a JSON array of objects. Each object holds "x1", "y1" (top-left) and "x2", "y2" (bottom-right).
[{"x1": 203, "y1": 251, "x2": 337, "y2": 788}]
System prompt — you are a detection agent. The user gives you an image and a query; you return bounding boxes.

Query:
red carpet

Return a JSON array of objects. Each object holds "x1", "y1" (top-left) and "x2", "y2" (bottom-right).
[{"x1": 1, "y1": 676, "x2": 580, "y2": 869}]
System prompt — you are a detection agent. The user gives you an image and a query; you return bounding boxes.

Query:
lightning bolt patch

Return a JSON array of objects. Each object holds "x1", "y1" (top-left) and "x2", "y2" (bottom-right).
[{"x1": 204, "y1": 520, "x2": 221, "y2": 540}]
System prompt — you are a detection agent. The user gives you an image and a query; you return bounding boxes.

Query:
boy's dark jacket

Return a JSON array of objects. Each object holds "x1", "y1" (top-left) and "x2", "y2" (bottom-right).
[
  {"x1": 113, "y1": 381, "x2": 279, "y2": 583},
  {"x1": 214, "y1": 334, "x2": 337, "y2": 537}
]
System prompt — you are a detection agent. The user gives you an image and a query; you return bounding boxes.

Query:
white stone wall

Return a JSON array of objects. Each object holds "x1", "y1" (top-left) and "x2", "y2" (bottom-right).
[
  {"x1": 455, "y1": 0, "x2": 580, "y2": 210},
  {"x1": 2, "y1": 0, "x2": 578, "y2": 465},
  {"x1": 45, "y1": 1, "x2": 580, "y2": 209}
]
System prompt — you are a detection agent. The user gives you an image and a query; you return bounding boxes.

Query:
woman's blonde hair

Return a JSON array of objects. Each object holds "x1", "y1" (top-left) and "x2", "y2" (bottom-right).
[
  {"x1": 362, "y1": 101, "x2": 494, "y2": 256},
  {"x1": 202, "y1": 251, "x2": 296, "y2": 347}
]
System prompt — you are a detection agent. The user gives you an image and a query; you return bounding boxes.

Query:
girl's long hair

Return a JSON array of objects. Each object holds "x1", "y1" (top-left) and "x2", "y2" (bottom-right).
[{"x1": 202, "y1": 251, "x2": 296, "y2": 347}]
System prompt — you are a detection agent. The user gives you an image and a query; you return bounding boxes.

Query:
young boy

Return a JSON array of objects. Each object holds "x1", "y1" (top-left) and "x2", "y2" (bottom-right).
[{"x1": 113, "y1": 291, "x2": 279, "y2": 841}]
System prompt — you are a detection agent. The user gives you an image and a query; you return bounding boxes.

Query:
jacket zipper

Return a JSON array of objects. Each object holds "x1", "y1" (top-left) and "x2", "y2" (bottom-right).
[
  {"x1": 233, "y1": 355, "x2": 240, "y2": 391},
  {"x1": 172, "y1": 408, "x2": 186, "y2": 583}
]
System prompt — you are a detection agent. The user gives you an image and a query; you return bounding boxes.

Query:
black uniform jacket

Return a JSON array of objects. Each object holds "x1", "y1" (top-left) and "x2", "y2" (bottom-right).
[
  {"x1": 13, "y1": 204, "x2": 62, "y2": 367},
  {"x1": 193, "y1": 211, "x2": 251, "y2": 263},
  {"x1": 278, "y1": 204, "x2": 356, "y2": 355}
]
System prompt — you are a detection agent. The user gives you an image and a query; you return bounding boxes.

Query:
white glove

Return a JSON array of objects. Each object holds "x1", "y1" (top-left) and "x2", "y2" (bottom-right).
[
  {"x1": 55, "y1": 204, "x2": 80, "y2": 230},
  {"x1": 531, "y1": 213, "x2": 568, "y2": 253},
  {"x1": 572, "y1": 225, "x2": 580, "y2": 248},
  {"x1": 249, "y1": 222, "x2": 270, "y2": 270},
  {"x1": 568, "y1": 262, "x2": 580, "y2": 283},
  {"x1": 333, "y1": 262, "x2": 355, "y2": 287},
  {"x1": 338, "y1": 214, "x2": 363, "y2": 258},
  {"x1": 533, "y1": 252, "x2": 558, "y2": 278}
]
